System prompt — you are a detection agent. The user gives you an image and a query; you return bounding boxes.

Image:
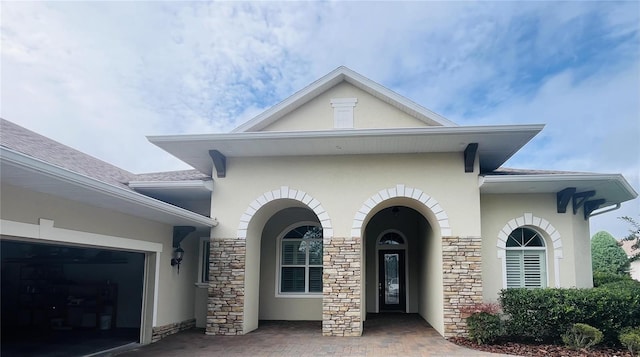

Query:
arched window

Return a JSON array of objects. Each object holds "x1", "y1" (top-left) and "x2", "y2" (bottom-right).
[
  {"x1": 506, "y1": 227, "x2": 547, "y2": 288},
  {"x1": 378, "y1": 231, "x2": 405, "y2": 245},
  {"x1": 279, "y1": 225, "x2": 322, "y2": 295}
]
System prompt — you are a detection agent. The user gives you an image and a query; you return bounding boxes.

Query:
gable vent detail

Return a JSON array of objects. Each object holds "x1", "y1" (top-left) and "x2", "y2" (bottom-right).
[{"x1": 330, "y1": 98, "x2": 357, "y2": 129}]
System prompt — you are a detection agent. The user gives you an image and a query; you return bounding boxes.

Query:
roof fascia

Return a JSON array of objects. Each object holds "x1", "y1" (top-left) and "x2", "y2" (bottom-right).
[
  {"x1": 150, "y1": 124, "x2": 544, "y2": 144},
  {"x1": 129, "y1": 180, "x2": 213, "y2": 191},
  {"x1": 480, "y1": 173, "x2": 638, "y2": 199},
  {"x1": 230, "y1": 66, "x2": 456, "y2": 133},
  {"x1": 1, "y1": 147, "x2": 214, "y2": 227}
]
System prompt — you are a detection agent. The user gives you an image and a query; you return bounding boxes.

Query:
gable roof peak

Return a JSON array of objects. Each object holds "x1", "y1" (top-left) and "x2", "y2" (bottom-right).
[{"x1": 232, "y1": 66, "x2": 457, "y2": 132}]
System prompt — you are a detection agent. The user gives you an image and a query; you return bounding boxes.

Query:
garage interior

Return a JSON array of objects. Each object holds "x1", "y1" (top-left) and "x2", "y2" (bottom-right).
[{"x1": 1, "y1": 239, "x2": 145, "y2": 357}]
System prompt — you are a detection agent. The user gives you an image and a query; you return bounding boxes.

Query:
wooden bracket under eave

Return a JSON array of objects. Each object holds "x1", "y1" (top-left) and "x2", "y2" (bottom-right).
[
  {"x1": 209, "y1": 150, "x2": 226, "y2": 178},
  {"x1": 556, "y1": 187, "x2": 576, "y2": 213},
  {"x1": 464, "y1": 143, "x2": 478, "y2": 173}
]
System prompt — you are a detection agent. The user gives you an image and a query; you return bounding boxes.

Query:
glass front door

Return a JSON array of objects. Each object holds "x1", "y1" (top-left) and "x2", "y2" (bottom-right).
[{"x1": 378, "y1": 249, "x2": 406, "y2": 311}]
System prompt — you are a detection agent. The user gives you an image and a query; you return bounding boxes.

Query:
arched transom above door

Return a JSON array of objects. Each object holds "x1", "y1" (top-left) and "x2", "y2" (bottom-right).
[
  {"x1": 237, "y1": 186, "x2": 333, "y2": 239},
  {"x1": 352, "y1": 184, "x2": 451, "y2": 237}
]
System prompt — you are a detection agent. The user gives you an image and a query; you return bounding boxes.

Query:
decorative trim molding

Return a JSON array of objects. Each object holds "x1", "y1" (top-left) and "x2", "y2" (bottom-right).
[
  {"x1": 236, "y1": 186, "x2": 333, "y2": 239},
  {"x1": 331, "y1": 97, "x2": 357, "y2": 129},
  {"x1": 496, "y1": 212, "x2": 563, "y2": 288},
  {"x1": 351, "y1": 184, "x2": 451, "y2": 237}
]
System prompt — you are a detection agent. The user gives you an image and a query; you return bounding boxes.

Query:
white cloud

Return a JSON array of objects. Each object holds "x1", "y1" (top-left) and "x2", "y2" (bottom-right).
[{"x1": 1, "y1": 1, "x2": 638, "y2": 234}]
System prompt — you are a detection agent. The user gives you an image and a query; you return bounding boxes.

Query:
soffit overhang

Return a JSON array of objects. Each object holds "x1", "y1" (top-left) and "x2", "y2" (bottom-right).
[
  {"x1": 148, "y1": 125, "x2": 544, "y2": 175},
  {"x1": 479, "y1": 174, "x2": 638, "y2": 206},
  {"x1": 0, "y1": 147, "x2": 214, "y2": 229}
]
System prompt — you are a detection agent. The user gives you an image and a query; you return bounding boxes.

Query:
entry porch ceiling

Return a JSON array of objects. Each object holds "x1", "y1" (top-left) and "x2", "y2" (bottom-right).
[{"x1": 148, "y1": 125, "x2": 544, "y2": 175}]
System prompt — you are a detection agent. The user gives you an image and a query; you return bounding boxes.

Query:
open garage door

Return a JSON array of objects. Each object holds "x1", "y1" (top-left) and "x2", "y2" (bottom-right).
[{"x1": 1, "y1": 239, "x2": 145, "y2": 357}]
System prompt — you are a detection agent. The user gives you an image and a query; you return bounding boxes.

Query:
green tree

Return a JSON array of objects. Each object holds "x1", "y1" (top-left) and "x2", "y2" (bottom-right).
[
  {"x1": 620, "y1": 216, "x2": 640, "y2": 262},
  {"x1": 591, "y1": 231, "x2": 629, "y2": 275}
]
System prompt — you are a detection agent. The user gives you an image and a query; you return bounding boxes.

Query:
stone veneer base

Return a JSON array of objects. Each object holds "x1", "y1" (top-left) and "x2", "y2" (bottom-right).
[
  {"x1": 442, "y1": 236, "x2": 483, "y2": 337},
  {"x1": 206, "y1": 237, "x2": 246, "y2": 336},
  {"x1": 322, "y1": 236, "x2": 362, "y2": 337},
  {"x1": 151, "y1": 318, "x2": 196, "y2": 343}
]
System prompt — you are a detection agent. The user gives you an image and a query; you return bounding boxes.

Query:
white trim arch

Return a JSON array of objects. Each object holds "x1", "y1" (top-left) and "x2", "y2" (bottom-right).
[
  {"x1": 236, "y1": 186, "x2": 333, "y2": 239},
  {"x1": 496, "y1": 213, "x2": 563, "y2": 288},
  {"x1": 352, "y1": 184, "x2": 451, "y2": 237}
]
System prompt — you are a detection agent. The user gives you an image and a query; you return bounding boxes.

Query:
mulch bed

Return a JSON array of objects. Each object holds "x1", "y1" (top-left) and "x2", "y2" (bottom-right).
[{"x1": 449, "y1": 337, "x2": 633, "y2": 356}]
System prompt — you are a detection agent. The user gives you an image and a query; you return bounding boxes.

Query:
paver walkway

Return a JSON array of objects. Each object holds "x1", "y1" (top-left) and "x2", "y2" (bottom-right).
[{"x1": 117, "y1": 314, "x2": 510, "y2": 357}]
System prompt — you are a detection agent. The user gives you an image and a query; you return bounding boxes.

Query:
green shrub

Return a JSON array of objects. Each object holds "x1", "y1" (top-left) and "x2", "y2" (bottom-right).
[
  {"x1": 593, "y1": 271, "x2": 631, "y2": 287},
  {"x1": 591, "y1": 231, "x2": 630, "y2": 275},
  {"x1": 561, "y1": 323, "x2": 603, "y2": 349},
  {"x1": 620, "y1": 328, "x2": 640, "y2": 356},
  {"x1": 460, "y1": 302, "x2": 503, "y2": 344},
  {"x1": 466, "y1": 312, "x2": 503, "y2": 344},
  {"x1": 500, "y1": 284, "x2": 640, "y2": 345}
]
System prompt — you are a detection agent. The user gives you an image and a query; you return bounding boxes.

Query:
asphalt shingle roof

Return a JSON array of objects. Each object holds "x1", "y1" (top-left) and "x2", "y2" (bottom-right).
[
  {"x1": 1, "y1": 118, "x2": 136, "y2": 190},
  {"x1": 133, "y1": 169, "x2": 211, "y2": 182},
  {"x1": 0, "y1": 119, "x2": 211, "y2": 190}
]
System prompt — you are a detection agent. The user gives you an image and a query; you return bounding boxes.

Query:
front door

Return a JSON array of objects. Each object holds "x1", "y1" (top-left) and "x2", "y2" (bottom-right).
[{"x1": 378, "y1": 249, "x2": 406, "y2": 311}]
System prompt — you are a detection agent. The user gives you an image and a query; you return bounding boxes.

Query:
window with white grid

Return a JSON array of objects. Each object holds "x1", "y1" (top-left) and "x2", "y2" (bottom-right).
[
  {"x1": 505, "y1": 227, "x2": 547, "y2": 288},
  {"x1": 278, "y1": 225, "x2": 323, "y2": 295}
]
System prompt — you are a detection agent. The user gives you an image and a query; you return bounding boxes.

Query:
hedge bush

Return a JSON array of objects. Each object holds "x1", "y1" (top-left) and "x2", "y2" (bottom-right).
[
  {"x1": 466, "y1": 312, "x2": 503, "y2": 344},
  {"x1": 500, "y1": 282, "x2": 640, "y2": 345},
  {"x1": 593, "y1": 271, "x2": 632, "y2": 287}
]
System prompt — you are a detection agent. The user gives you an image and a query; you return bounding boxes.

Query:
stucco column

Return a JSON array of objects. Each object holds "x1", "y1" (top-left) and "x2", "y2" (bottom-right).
[
  {"x1": 442, "y1": 236, "x2": 483, "y2": 337},
  {"x1": 322, "y1": 236, "x2": 362, "y2": 336},
  {"x1": 206, "y1": 237, "x2": 245, "y2": 336}
]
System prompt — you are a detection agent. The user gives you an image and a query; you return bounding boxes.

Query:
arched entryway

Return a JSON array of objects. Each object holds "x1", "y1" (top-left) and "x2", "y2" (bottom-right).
[
  {"x1": 355, "y1": 185, "x2": 449, "y2": 335},
  {"x1": 206, "y1": 186, "x2": 331, "y2": 336}
]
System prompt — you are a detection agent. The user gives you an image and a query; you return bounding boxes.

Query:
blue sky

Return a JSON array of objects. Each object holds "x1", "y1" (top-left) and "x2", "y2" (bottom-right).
[{"x1": 1, "y1": 1, "x2": 638, "y2": 238}]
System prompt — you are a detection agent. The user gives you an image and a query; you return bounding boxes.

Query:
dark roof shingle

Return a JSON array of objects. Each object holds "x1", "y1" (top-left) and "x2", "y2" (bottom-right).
[{"x1": 1, "y1": 118, "x2": 135, "y2": 189}]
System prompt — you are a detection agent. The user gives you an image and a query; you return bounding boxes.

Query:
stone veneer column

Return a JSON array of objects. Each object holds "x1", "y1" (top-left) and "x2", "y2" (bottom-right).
[
  {"x1": 322, "y1": 236, "x2": 362, "y2": 336},
  {"x1": 206, "y1": 237, "x2": 245, "y2": 336},
  {"x1": 442, "y1": 236, "x2": 483, "y2": 337}
]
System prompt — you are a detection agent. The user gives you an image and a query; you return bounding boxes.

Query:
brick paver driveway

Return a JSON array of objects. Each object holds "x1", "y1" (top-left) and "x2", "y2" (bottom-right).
[{"x1": 118, "y1": 314, "x2": 509, "y2": 357}]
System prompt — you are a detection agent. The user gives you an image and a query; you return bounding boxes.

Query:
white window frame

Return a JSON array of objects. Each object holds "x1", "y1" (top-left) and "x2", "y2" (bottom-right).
[
  {"x1": 196, "y1": 237, "x2": 210, "y2": 288},
  {"x1": 505, "y1": 228, "x2": 548, "y2": 289},
  {"x1": 275, "y1": 221, "x2": 323, "y2": 298}
]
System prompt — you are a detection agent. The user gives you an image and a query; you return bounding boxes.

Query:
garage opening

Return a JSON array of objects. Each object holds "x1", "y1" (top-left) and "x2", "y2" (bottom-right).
[{"x1": 1, "y1": 239, "x2": 145, "y2": 357}]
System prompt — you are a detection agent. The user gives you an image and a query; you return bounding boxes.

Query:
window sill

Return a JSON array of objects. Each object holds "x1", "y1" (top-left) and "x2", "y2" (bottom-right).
[
  {"x1": 195, "y1": 282, "x2": 209, "y2": 288},
  {"x1": 275, "y1": 293, "x2": 323, "y2": 299}
]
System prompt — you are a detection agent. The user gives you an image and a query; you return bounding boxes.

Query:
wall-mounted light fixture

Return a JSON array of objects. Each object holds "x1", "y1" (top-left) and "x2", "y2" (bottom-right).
[
  {"x1": 170, "y1": 246, "x2": 185, "y2": 273},
  {"x1": 171, "y1": 226, "x2": 196, "y2": 274}
]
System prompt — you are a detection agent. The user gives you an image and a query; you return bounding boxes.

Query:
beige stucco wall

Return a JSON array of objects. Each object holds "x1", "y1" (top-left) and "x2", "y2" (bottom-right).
[
  {"x1": 480, "y1": 193, "x2": 593, "y2": 302},
  {"x1": 631, "y1": 261, "x2": 640, "y2": 281},
  {"x1": 211, "y1": 152, "x2": 479, "y2": 333},
  {"x1": 211, "y1": 153, "x2": 480, "y2": 240},
  {"x1": 260, "y1": 82, "x2": 429, "y2": 132},
  {"x1": 418, "y1": 218, "x2": 443, "y2": 334},
  {"x1": 0, "y1": 183, "x2": 199, "y2": 329}
]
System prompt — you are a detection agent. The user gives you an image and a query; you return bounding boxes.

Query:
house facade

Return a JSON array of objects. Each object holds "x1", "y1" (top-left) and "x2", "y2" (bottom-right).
[
  {"x1": 148, "y1": 67, "x2": 637, "y2": 337},
  {"x1": 1, "y1": 67, "x2": 636, "y2": 351}
]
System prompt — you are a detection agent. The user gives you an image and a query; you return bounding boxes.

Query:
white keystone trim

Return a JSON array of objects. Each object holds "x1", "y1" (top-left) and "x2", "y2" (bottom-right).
[
  {"x1": 236, "y1": 186, "x2": 333, "y2": 239},
  {"x1": 352, "y1": 184, "x2": 451, "y2": 237},
  {"x1": 496, "y1": 213, "x2": 563, "y2": 288}
]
